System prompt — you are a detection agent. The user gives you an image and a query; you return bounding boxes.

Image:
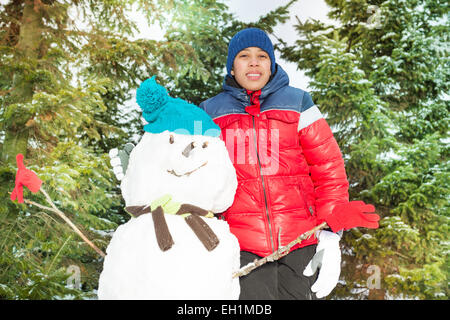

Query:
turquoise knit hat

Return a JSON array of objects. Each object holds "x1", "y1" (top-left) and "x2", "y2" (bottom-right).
[{"x1": 136, "y1": 76, "x2": 220, "y2": 137}]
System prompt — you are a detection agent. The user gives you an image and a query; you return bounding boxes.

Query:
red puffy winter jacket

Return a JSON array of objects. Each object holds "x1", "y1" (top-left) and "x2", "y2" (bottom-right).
[{"x1": 200, "y1": 65, "x2": 349, "y2": 257}]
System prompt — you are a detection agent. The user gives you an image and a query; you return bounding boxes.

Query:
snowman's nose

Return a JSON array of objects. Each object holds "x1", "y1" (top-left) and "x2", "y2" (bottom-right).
[{"x1": 182, "y1": 142, "x2": 196, "y2": 157}]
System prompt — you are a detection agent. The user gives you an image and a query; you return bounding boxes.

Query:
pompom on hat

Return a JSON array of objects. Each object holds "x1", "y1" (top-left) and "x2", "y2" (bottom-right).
[
  {"x1": 136, "y1": 76, "x2": 220, "y2": 137},
  {"x1": 226, "y1": 28, "x2": 276, "y2": 76}
]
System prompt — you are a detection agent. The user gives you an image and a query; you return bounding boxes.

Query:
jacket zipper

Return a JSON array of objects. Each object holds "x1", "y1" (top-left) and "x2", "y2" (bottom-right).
[{"x1": 252, "y1": 115, "x2": 275, "y2": 253}]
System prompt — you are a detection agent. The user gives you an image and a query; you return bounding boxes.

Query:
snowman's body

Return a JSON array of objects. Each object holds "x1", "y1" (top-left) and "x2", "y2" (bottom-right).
[
  {"x1": 98, "y1": 129, "x2": 241, "y2": 299},
  {"x1": 98, "y1": 213, "x2": 240, "y2": 299}
]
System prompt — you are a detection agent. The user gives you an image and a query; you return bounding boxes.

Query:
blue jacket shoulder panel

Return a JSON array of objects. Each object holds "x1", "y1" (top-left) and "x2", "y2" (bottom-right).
[
  {"x1": 261, "y1": 86, "x2": 305, "y2": 113},
  {"x1": 300, "y1": 90, "x2": 315, "y2": 112},
  {"x1": 199, "y1": 65, "x2": 316, "y2": 118},
  {"x1": 199, "y1": 92, "x2": 247, "y2": 119}
]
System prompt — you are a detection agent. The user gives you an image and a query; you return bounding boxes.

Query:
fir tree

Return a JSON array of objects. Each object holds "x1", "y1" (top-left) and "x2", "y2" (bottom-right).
[
  {"x1": 279, "y1": 0, "x2": 449, "y2": 299},
  {"x1": 0, "y1": 0, "x2": 294, "y2": 299}
]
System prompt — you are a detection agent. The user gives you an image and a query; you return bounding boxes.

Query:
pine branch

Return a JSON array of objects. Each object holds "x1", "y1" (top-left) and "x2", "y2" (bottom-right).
[
  {"x1": 232, "y1": 222, "x2": 328, "y2": 278},
  {"x1": 19, "y1": 188, "x2": 106, "y2": 258}
]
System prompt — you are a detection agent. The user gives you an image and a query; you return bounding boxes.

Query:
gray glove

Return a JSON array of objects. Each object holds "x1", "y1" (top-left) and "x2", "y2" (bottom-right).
[{"x1": 109, "y1": 143, "x2": 135, "y2": 181}]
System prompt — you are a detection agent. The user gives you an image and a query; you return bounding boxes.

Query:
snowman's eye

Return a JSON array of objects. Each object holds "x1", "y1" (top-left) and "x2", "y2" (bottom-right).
[
  {"x1": 169, "y1": 135, "x2": 174, "y2": 144},
  {"x1": 202, "y1": 142, "x2": 208, "y2": 148}
]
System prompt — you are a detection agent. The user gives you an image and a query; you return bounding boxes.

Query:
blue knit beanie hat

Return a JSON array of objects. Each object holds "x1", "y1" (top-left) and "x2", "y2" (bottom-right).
[
  {"x1": 226, "y1": 28, "x2": 276, "y2": 76},
  {"x1": 136, "y1": 76, "x2": 220, "y2": 137}
]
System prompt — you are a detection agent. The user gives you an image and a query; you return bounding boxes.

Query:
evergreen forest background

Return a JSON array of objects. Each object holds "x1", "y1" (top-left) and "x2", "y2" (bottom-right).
[{"x1": 0, "y1": 0, "x2": 448, "y2": 299}]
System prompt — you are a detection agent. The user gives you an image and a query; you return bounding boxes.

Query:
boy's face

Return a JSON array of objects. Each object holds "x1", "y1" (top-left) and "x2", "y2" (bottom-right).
[{"x1": 231, "y1": 47, "x2": 271, "y2": 91}]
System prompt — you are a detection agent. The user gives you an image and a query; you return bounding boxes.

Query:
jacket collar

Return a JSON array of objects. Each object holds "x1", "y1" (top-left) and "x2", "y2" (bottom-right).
[{"x1": 222, "y1": 64, "x2": 290, "y2": 107}]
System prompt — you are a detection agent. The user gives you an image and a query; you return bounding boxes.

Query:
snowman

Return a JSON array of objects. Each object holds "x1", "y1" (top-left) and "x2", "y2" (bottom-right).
[{"x1": 98, "y1": 76, "x2": 240, "y2": 300}]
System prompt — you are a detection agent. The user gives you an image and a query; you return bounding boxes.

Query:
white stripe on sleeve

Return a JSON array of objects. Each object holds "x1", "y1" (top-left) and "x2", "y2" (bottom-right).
[{"x1": 298, "y1": 105, "x2": 323, "y2": 131}]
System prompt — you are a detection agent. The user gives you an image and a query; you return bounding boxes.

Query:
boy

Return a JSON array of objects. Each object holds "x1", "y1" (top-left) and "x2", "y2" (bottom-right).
[{"x1": 199, "y1": 28, "x2": 349, "y2": 300}]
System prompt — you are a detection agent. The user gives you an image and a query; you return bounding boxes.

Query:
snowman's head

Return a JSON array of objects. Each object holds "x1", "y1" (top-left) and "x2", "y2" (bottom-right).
[
  {"x1": 120, "y1": 77, "x2": 237, "y2": 213},
  {"x1": 121, "y1": 131, "x2": 236, "y2": 212}
]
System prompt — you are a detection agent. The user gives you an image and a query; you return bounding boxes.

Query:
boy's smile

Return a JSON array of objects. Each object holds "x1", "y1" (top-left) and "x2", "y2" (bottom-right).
[
  {"x1": 246, "y1": 72, "x2": 262, "y2": 81},
  {"x1": 231, "y1": 47, "x2": 272, "y2": 91}
]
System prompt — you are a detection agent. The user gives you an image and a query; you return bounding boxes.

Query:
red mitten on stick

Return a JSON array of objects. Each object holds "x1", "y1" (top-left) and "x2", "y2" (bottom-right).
[
  {"x1": 10, "y1": 154, "x2": 43, "y2": 203},
  {"x1": 325, "y1": 201, "x2": 380, "y2": 233}
]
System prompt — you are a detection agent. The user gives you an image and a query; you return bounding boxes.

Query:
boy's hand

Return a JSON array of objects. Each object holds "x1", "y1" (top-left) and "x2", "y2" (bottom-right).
[
  {"x1": 303, "y1": 230, "x2": 341, "y2": 298},
  {"x1": 109, "y1": 143, "x2": 134, "y2": 181},
  {"x1": 326, "y1": 201, "x2": 379, "y2": 233}
]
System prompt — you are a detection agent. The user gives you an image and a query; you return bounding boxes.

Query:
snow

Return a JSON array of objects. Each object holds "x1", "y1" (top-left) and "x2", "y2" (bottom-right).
[
  {"x1": 361, "y1": 234, "x2": 373, "y2": 240},
  {"x1": 88, "y1": 227, "x2": 115, "y2": 237},
  {"x1": 376, "y1": 150, "x2": 402, "y2": 161},
  {"x1": 384, "y1": 291, "x2": 420, "y2": 300}
]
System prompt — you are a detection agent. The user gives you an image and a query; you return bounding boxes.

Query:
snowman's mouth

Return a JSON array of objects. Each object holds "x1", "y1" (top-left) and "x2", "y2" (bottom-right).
[{"x1": 167, "y1": 161, "x2": 208, "y2": 177}]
